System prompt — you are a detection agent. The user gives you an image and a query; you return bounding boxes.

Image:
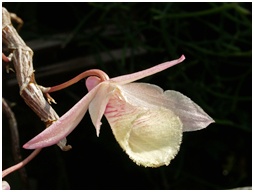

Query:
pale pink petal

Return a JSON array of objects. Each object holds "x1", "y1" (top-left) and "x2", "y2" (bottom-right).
[
  {"x1": 111, "y1": 55, "x2": 185, "y2": 85},
  {"x1": 164, "y1": 90, "x2": 215, "y2": 131},
  {"x1": 104, "y1": 86, "x2": 183, "y2": 167},
  {"x1": 23, "y1": 84, "x2": 101, "y2": 149},
  {"x1": 119, "y1": 83, "x2": 214, "y2": 132}
]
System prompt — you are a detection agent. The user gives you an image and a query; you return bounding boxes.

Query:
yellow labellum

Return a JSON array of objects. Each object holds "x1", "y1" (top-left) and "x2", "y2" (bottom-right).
[{"x1": 104, "y1": 85, "x2": 183, "y2": 167}]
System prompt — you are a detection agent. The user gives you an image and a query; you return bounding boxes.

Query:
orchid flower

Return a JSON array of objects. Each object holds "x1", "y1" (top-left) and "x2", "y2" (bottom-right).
[{"x1": 23, "y1": 55, "x2": 214, "y2": 167}]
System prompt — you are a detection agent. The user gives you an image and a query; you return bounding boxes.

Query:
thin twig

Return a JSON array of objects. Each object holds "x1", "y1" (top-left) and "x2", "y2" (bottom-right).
[{"x1": 2, "y1": 7, "x2": 71, "y2": 150}]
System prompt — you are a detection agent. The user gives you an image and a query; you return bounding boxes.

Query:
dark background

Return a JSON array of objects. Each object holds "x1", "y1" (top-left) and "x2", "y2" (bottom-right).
[{"x1": 2, "y1": 2, "x2": 251, "y2": 190}]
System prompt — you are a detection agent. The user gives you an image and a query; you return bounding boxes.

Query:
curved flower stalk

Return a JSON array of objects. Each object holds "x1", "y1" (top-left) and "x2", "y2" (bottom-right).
[
  {"x1": 2, "y1": 148, "x2": 41, "y2": 190},
  {"x1": 23, "y1": 55, "x2": 214, "y2": 167}
]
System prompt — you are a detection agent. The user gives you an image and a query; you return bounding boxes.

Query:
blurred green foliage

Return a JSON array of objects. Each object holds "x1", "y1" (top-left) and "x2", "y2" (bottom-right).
[{"x1": 2, "y1": 2, "x2": 251, "y2": 190}]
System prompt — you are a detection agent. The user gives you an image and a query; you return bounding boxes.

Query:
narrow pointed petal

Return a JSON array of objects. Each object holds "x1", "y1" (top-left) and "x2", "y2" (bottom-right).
[
  {"x1": 104, "y1": 85, "x2": 183, "y2": 167},
  {"x1": 23, "y1": 85, "x2": 100, "y2": 149},
  {"x1": 87, "y1": 81, "x2": 115, "y2": 136},
  {"x1": 119, "y1": 83, "x2": 214, "y2": 131},
  {"x1": 111, "y1": 55, "x2": 185, "y2": 85}
]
